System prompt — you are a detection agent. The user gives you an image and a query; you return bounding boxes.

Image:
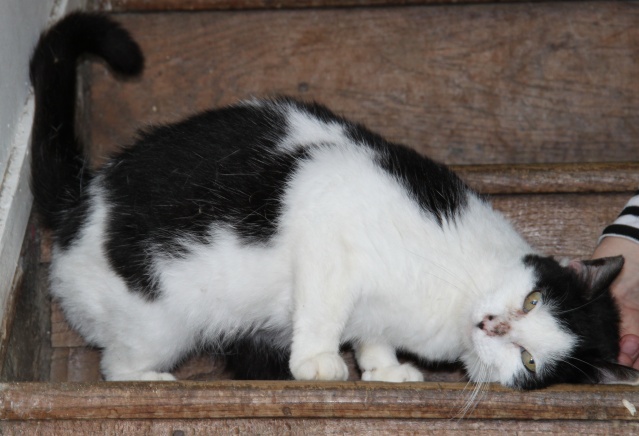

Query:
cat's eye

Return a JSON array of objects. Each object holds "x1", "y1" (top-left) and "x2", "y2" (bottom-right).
[
  {"x1": 521, "y1": 348, "x2": 536, "y2": 373},
  {"x1": 523, "y1": 291, "x2": 542, "y2": 313}
]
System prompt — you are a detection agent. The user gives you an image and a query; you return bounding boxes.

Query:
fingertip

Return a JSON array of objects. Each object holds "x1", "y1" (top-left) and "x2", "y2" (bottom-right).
[
  {"x1": 619, "y1": 352, "x2": 635, "y2": 367},
  {"x1": 619, "y1": 335, "x2": 639, "y2": 369}
]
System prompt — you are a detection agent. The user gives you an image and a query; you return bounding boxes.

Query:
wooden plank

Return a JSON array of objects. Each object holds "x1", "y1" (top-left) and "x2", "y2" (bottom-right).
[
  {"x1": 87, "y1": 4, "x2": 639, "y2": 165},
  {"x1": 49, "y1": 348, "x2": 102, "y2": 383},
  {"x1": 0, "y1": 268, "x2": 23, "y2": 376},
  {"x1": 49, "y1": 348, "x2": 70, "y2": 382},
  {"x1": 0, "y1": 217, "x2": 52, "y2": 383},
  {"x1": 455, "y1": 163, "x2": 639, "y2": 195},
  {"x1": 1, "y1": 381, "x2": 639, "y2": 421},
  {"x1": 92, "y1": 0, "x2": 543, "y2": 12},
  {"x1": 2, "y1": 418, "x2": 638, "y2": 434},
  {"x1": 50, "y1": 301, "x2": 86, "y2": 348},
  {"x1": 492, "y1": 193, "x2": 630, "y2": 258}
]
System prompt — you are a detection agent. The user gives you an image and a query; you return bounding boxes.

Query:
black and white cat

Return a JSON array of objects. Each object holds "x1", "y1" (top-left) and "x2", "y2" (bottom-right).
[{"x1": 30, "y1": 12, "x2": 639, "y2": 389}]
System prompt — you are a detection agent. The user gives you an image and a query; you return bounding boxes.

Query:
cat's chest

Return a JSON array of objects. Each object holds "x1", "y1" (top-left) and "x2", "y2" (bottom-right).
[{"x1": 345, "y1": 288, "x2": 472, "y2": 359}]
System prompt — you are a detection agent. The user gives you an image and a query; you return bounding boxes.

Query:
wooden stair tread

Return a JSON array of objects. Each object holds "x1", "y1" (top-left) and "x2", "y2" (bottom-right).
[
  {"x1": 456, "y1": 162, "x2": 639, "y2": 194},
  {"x1": 2, "y1": 417, "x2": 637, "y2": 434},
  {"x1": 93, "y1": 0, "x2": 540, "y2": 12},
  {"x1": 87, "y1": 3, "x2": 639, "y2": 165},
  {"x1": 2, "y1": 381, "x2": 639, "y2": 421}
]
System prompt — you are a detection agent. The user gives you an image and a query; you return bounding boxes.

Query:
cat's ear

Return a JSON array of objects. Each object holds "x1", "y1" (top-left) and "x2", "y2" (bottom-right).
[
  {"x1": 594, "y1": 360, "x2": 639, "y2": 386},
  {"x1": 567, "y1": 256, "x2": 624, "y2": 299}
]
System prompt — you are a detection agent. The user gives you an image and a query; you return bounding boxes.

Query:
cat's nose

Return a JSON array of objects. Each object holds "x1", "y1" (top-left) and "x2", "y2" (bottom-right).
[
  {"x1": 478, "y1": 314, "x2": 510, "y2": 336},
  {"x1": 477, "y1": 315, "x2": 495, "y2": 330}
]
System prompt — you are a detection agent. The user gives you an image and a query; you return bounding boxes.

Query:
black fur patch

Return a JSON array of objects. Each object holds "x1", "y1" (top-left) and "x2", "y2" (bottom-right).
[
  {"x1": 284, "y1": 99, "x2": 470, "y2": 224},
  {"x1": 514, "y1": 255, "x2": 622, "y2": 389},
  {"x1": 224, "y1": 332, "x2": 292, "y2": 380},
  {"x1": 102, "y1": 103, "x2": 309, "y2": 299},
  {"x1": 104, "y1": 98, "x2": 469, "y2": 299}
]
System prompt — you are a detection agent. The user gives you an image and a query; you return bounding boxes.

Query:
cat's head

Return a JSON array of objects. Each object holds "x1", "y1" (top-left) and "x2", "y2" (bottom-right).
[{"x1": 464, "y1": 254, "x2": 639, "y2": 390}]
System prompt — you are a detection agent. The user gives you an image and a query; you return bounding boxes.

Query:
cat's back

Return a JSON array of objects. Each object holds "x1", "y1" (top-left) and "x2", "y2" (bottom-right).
[{"x1": 58, "y1": 96, "x2": 477, "y2": 305}]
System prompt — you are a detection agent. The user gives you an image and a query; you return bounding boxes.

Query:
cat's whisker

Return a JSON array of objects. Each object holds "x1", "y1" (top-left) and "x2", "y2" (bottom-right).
[
  {"x1": 555, "y1": 290, "x2": 608, "y2": 315},
  {"x1": 456, "y1": 260, "x2": 483, "y2": 299},
  {"x1": 457, "y1": 363, "x2": 491, "y2": 419},
  {"x1": 561, "y1": 356, "x2": 600, "y2": 383}
]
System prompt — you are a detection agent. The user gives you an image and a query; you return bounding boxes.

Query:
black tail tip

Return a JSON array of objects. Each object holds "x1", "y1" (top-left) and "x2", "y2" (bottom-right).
[
  {"x1": 31, "y1": 11, "x2": 144, "y2": 82},
  {"x1": 97, "y1": 15, "x2": 144, "y2": 76}
]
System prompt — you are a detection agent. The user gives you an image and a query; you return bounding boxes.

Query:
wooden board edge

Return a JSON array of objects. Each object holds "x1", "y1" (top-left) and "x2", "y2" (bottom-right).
[
  {"x1": 92, "y1": 0, "x2": 547, "y2": 13},
  {"x1": 1, "y1": 380, "x2": 639, "y2": 421},
  {"x1": 453, "y1": 162, "x2": 639, "y2": 195}
]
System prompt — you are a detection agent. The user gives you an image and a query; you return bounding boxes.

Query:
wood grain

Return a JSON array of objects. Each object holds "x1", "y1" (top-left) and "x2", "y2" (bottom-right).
[
  {"x1": 87, "y1": 4, "x2": 639, "y2": 165},
  {"x1": 49, "y1": 348, "x2": 102, "y2": 383},
  {"x1": 455, "y1": 163, "x2": 639, "y2": 195},
  {"x1": 1, "y1": 381, "x2": 639, "y2": 421},
  {"x1": 50, "y1": 301, "x2": 85, "y2": 348},
  {"x1": 0, "y1": 218, "x2": 52, "y2": 383},
  {"x1": 92, "y1": 0, "x2": 543, "y2": 12},
  {"x1": 2, "y1": 418, "x2": 638, "y2": 434},
  {"x1": 492, "y1": 193, "x2": 631, "y2": 258}
]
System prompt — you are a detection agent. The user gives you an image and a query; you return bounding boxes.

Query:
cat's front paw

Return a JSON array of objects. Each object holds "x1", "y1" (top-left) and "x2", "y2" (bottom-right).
[
  {"x1": 361, "y1": 363, "x2": 424, "y2": 382},
  {"x1": 290, "y1": 352, "x2": 349, "y2": 381}
]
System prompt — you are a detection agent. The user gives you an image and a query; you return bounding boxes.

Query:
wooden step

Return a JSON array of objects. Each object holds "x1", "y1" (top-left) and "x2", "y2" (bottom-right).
[
  {"x1": 86, "y1": 3, "x2": 639, "y2": 165},
  {"x1": 4, "y1": 2, "x2": 639, "y2": 433},
  {"x1": 456, "y1": 162, "x2": 639, "y2": 194},
  {"x1": 92, "y1": 0, "x2": 533, "y2": 12},
  {"x1": 2, "y1": 381, "x2": 639, "y2": 432}
]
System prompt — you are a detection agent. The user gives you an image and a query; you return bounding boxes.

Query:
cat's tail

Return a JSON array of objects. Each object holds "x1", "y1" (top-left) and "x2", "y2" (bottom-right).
[{"x1": 29, "y1": 12, "x2": 143, "y2": 231}]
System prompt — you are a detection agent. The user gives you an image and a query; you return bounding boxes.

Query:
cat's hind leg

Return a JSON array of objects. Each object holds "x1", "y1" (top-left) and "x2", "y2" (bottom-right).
[
  {"x1": 100, "y1": 342, "x2": 180, "y2": 381},
  {"x1": 355, "y1": 342, "x2": 424, "y2": 382},
  {"x1": 96, "y1": 310, "x2": 195, "y2": 381}
]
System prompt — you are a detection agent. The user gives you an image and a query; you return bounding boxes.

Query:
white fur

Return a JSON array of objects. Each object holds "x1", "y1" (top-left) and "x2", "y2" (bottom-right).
[
  {"x1": 49, "y1": 104, "x2": 575, "y2": 384},
  {"x1": 277, "y1": 103, "x2": 346, "y2": 153}
]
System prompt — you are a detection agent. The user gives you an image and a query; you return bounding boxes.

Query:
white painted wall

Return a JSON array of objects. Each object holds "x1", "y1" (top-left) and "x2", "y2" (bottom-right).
[
  {"x1": 0, "y1": 1, "x2": 54, "y2": 180},
  {"x1": 0, "y1": 0, "x2": 86, "y2": 334}
]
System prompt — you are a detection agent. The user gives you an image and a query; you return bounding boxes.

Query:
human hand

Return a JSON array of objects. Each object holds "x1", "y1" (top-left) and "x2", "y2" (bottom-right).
[{"x1": 592, "y1": 236, "x2": 639, "y2": 370}]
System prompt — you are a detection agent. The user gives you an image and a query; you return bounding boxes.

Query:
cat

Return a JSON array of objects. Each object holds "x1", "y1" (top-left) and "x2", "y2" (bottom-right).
[{"x1": 29, "y1": 11, "x2": 639, "y2": 389}]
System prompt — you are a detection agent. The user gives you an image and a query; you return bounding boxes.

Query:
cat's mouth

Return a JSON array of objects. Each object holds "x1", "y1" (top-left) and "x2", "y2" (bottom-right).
[{"x1": 466, "y1": 321, "x2": 525, "y2": 385}]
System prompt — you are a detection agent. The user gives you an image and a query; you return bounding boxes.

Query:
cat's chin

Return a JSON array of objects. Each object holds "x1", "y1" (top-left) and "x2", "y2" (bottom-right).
[
  {"x1": 463, "y1": 330, "x2": 522, "y2": 386},
  {"x1": 460, "y1": 355, "x2": 500, "y2": 385}
]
